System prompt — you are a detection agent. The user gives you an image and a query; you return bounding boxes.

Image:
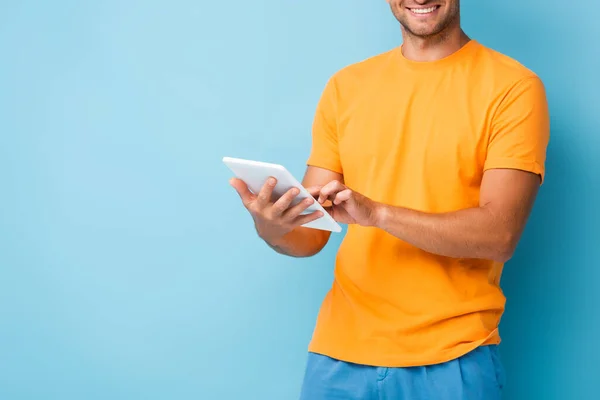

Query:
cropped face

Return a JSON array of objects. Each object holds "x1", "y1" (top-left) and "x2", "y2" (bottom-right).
[{"x1": 386, "y1": 0, "x2": 461, "y2": 38}]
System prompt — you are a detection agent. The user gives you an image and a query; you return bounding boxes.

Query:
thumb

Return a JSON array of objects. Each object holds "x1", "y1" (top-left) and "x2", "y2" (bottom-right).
[{"x1": 230, "y1": 178, "x2": 255, "y2": 206}]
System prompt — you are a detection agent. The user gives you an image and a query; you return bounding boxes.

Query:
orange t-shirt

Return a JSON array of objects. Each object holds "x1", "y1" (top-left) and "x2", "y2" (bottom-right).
[{"x1": 306, "y1": 40, "x2": 550, "y2": 367}]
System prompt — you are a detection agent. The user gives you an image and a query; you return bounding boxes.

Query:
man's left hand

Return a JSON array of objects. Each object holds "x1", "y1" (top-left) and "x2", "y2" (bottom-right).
[{"x1": 309, "y1": 180, "x2": 381, "y2": 227}]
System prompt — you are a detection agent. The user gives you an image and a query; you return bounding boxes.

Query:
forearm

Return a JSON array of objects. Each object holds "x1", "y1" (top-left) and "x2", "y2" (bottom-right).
[
  {"x1": 374, "y1": 204, "x2": 516, "y2": 262},
  {"x1": 261, "y1": 227, "x2": 330, "y2": 258}
]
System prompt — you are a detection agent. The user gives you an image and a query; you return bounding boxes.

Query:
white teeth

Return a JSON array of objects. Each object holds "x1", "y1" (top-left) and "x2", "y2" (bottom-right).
[{"x1": 411, "y1": 6, "x2": 437, "y2": 14}]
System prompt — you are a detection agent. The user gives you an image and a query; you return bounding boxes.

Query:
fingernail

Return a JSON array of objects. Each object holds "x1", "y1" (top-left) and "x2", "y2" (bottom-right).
[{"x1": 269, "y1": 178, "x2": 276, "y2": 185}]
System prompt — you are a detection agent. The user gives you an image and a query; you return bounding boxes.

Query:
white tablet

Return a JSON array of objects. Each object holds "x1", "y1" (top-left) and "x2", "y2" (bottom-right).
[{"x1": 223, "y1": 156, "x2": 342, "y2": 233}]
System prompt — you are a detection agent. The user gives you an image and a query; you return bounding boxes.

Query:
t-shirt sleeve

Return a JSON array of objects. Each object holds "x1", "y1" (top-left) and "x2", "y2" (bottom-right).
[
  {"x1": 306, "y1": 76, "x2": 343, "y2": 174},
  {"x1": 484, "y1": 76, "x2": 550, "y2": 183}
]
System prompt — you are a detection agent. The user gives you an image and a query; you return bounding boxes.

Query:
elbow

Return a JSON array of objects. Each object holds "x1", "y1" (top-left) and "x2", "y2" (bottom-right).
[
  {"x1": 493, "y1": 250, "x2": 514, "y2": 264},
  {"x1": 300, "y1": 243, "x2": 326, "y2": 258},
  {"x1": 491, "y1": 232, "x2": 519, "y2": 263},
  {"x1": 299, "y1": 230, "x2": 330, "y2": 258}
]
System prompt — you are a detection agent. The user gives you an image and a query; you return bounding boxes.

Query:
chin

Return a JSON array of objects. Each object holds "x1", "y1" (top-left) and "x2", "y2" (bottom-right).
[
  {"x1": 402, "y1": 24, "x2": 443, "y2": 38},
  {"x1": 409, "y1": 26, "x2": 440, "y2": 37}
]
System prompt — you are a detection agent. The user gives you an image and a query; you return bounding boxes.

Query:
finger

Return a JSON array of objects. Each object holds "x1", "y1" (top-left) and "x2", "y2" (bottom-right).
[
  {"x1": 230, "y1": 178, "x2": 255, "y2": 207},
  {"x1": 256, "y1": 177, "x2": 277, "y2": 209},
  {"x1": 284, "y1": 196, "x2": 316, "y2": 219},
  {"x1": 271, "y1": 187, "x2": 300, "y2": 216},
  {"x1": 305, "y1": 185, "x2": 323, "y2": 199},
  {"x1": 333, "y1": 189, "x2": 353, "y2": 205},
  {"x1": 293, "y1": 210, "x2": 324, "y2": 226},
  {"x1": 318, "y1": 181, "x2": 346, "y2": 204}
]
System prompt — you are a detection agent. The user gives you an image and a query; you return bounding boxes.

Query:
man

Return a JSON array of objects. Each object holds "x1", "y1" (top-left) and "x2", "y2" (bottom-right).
[{"x1": 230, "y1": 0, "x2": 549, "y2": 398}]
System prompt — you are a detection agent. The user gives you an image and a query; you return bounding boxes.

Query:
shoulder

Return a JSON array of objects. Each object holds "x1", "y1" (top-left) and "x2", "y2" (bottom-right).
[
  {"x1": 326, "y1": 48, "x2": 397, "y2": 89},
  {"x1": 468, "y1": 41, "x2": 549, "y2": 116},
  {"x1": 472, "y1": 41, "x2": 543, "y2": 86}
]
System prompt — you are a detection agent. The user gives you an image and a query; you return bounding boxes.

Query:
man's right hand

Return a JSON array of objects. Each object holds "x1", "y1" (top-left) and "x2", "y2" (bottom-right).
[{"x1": 229, "y1": 177, "x2": 324, "y2": 244}]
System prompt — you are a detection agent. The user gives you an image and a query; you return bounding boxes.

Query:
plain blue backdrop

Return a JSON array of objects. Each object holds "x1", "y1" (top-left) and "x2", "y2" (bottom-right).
[{"x1": 0, "y1": 1, "x2": 598, "y2": 399}]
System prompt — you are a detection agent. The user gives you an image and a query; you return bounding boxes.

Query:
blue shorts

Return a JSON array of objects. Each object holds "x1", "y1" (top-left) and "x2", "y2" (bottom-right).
[{"x1": 299, "y1": 345, "x2": 505, "y2": 400}]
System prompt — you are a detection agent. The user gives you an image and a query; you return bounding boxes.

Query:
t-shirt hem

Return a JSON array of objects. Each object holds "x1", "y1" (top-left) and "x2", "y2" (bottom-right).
[
  {"x1": 483, "y1": 157, "x2": 545, "y2": 184},
  {"x1": 307, "y1": 331, "x2": 501, "y2": 368},
  {"x1": 306, "y1": 158, "x2": 343, "y2": 174}
]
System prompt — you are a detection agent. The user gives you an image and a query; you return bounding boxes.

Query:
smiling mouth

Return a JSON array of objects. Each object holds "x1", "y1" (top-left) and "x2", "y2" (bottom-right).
[{"x1": 407, "y1": 5, "x2": 440, "y2": 15}]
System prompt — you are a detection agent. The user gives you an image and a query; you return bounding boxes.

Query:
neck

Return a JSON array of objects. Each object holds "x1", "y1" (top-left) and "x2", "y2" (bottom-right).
[{"x1": 400, "y1": 23, "x2": 470, "y2": 62}]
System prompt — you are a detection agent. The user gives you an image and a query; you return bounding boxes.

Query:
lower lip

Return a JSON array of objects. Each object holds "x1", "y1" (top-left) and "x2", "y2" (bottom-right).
[{"x1": 408, "y1": 6, "x2": 440, "y2": 18}]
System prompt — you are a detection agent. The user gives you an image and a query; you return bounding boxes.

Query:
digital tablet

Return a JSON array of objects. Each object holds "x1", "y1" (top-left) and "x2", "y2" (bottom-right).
[{"x1": 223, "y1": 157, "x2": 342, "y2": 233}]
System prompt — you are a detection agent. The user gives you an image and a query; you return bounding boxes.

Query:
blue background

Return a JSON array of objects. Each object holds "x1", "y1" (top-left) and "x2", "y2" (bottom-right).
[{"x1": 0, "y1": 1, "x2": 597, "y2": 399}]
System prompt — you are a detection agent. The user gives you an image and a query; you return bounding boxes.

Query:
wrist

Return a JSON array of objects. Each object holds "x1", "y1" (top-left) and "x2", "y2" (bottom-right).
[
  {"x1": 369, "y1": 202, "x2": 389, "y2": 228},
  {"x1": 257, "y1": 226, "x2": 291, "y2": 248}
]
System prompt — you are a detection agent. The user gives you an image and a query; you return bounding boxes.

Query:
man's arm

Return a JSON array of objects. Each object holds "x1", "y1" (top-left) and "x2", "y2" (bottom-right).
[
  {"x1": 317, "y1": 168, "x2": 540, "y2": 263},
  {"x1": 374, "y1": 168, "x2": 540, "y2": 262}
]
